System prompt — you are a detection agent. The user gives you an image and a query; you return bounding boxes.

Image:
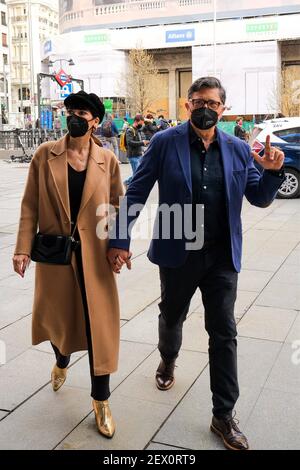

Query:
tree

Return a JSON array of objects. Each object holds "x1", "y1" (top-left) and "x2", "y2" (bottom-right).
[
  {"x1": 281, "y1": 66, "x2": 300, "y2": 117},
  {"x1": 268, "y1": 66, "x2": 300, "y2": 117},
  {"x1": 118, "y1": 48, "x2": 162, "y2": 116}
]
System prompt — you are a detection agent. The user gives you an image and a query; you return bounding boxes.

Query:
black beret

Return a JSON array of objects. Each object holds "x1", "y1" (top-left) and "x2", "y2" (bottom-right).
[{"x1": 64, "y1": 90, "x2": 105, "y2": 122}]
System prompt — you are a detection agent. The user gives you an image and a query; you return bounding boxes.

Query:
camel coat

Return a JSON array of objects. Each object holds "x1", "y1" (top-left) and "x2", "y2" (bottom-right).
[{"x1": 14, "y1": 134, "x2": 124, "y2": 375}]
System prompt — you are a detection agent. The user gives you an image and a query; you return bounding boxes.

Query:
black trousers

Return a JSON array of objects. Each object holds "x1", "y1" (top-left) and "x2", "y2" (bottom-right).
[
  {"x1": 158, "y1": 244, "x2": 239, "y2": 419},
  {"x1": 51, "y1": 247, "x2": 110, "y2": 401}
]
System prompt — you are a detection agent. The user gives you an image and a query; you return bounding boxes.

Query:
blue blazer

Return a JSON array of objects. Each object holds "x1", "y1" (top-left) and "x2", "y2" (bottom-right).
[{"x1": 109, "y1": 121, "x2": 284, "y2": 272}]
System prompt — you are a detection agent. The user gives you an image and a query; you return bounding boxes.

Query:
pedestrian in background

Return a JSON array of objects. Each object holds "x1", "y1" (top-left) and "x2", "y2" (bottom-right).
[
  {"x1": 123, "y1": 114, "x2": 149, "y2": 189},
  {"x1": 234, "y1": 117, "x2": 247, "y2": 141},
  {"x1": 142, "y1": 114, "x2": 158, "y2": 140},
  {"x1": 101, "y1": 114, "x2": 120, "y2": 160}
]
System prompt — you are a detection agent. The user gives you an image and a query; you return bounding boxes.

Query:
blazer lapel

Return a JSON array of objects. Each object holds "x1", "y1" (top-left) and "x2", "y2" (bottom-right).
[
  {"x1": 174, "y1": 122, "x2": 192, "y2": 193},
  {"x1": 48, "y1": 135, "x2": 70, "y2": 221},
  {"x1": 77, "y1": 137, "x2": 106, "y2": 220},
  {"x1": 217, "y1": 129, "x2": 233, "y2": 203}
]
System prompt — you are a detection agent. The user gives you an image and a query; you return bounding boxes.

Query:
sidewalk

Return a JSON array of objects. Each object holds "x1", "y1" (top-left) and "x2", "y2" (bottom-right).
[{"x1": 0, "y1": 161, "x2": 299, "y2": 450}]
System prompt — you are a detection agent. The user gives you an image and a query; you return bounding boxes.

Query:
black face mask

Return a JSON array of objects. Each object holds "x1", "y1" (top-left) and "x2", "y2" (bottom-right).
[
  {"x1": 136, "y1": 124, "x2": 143, "y2": 129},
  {"x1": 191, "y1": 107, "x2": 218, "y2": 130},
  {"x1": 67, "y1": 115, "x2": 93, "y2": 138}
]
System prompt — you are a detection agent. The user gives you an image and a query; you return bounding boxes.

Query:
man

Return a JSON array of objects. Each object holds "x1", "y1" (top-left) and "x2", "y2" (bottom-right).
[
  {"x1": 107, "y1": 77, "x2": 285, "y2": 450},
  {"x1": 142, "y1": 114, "x2": 158, "y2": 140},
  {"x1": 101, "y1": 114, "x2": 120, "y2": 160},
  {"x1": 234, "y1": 117, "x2": 247, "y2": 141},
  {"x1": 157, "y1": 114, "x2": 170, "y2": 131},
  {"x1": 123, "y1": 114, "x2": 149, "y2": 189}
]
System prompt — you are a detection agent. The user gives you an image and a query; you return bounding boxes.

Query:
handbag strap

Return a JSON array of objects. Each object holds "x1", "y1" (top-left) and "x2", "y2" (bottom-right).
[{"x1": 70, "y1": 221, "x2": 78, "y2": 239}]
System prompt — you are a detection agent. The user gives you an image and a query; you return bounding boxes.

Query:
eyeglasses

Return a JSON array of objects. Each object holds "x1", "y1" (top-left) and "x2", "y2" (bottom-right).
[{"x1": 189, "y1": 98, "x2": 222, "y2": 111}]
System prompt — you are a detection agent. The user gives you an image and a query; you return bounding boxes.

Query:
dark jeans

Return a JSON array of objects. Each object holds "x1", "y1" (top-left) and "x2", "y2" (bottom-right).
[
  {"x1": 158, "y1": 244, "x2": 239, "y2": 419},
  {"x1": 51, "y1": 247, "x2": 110, "y2": 401},
  {"x1": 124, "y1": 156, "x2": 142, "y2": 185}
]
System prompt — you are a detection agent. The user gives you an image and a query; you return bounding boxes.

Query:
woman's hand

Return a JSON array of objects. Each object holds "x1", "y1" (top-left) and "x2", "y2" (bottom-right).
[{"x1": 12, "y1": 254, "x2": 30, "y2": 278}]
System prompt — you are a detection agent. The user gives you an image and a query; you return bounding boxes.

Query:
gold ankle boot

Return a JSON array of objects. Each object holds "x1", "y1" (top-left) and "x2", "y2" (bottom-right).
[
  {"x1": 51, "y1": 364, "x2": 67, "y2": 392},
  {"x1": 93, "y1": 399, "x2": 115, "y2": 438}
]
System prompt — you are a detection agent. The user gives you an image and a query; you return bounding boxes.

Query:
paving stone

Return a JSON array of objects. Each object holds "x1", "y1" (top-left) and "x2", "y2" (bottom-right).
[
  {"x1": 0, "y1": 348, "x2": 59, "y2": 410},
  {"x1": 238, "y1": 305, "x2": 297, "y2": 342},
  {"x1": 116, "y1": 348, "x2": 208, "y2": 407},
  {"x1": 265, "y1": 343, "x2": 300, "y2": 394},
  {"x1": 66, "y1": 340, "x2": 155, "y2": 391},
  {"x1": 244, "y1": 388, "x2": 300, "y2": 450},
  {"x1": 237, "y1": 270, "x2": 273, "y2": 292},
  {"x1": 56, "y1": 394, "x2": 173, "y2": 451},
  {"x1": 0, "y1": 386, "x2": 92, "y2": 450},
  {"x1": 255, "y1": 282, "x2": 300, "y2": 310}
]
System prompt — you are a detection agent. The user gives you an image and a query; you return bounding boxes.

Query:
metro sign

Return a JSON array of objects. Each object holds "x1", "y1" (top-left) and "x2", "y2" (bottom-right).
[
  {"x1": 252, "y1": 140, "x2": 265, "y2": 154},
  {"x1": 54, "y1": 68, "x2": 71, "y2": 87}
]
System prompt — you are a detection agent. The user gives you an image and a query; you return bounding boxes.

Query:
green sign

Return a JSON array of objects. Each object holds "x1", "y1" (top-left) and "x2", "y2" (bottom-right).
[
  {"x1": 246, "y1": 22, "x2": 278, "y2": 33},
  {"x1": 104, "y1": 99, "x2": 113, "y2": 113},
  {"x1": 84, "y1": 34, "x2": 110, "y2": 44}
]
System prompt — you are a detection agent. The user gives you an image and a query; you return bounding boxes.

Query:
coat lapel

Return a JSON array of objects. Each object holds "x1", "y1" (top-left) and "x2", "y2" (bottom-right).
[
  {"x1": 174, "y1": 121, "x2": 192, "y2": 193},
  {"x1": 77, "y1": 136, "x2": 106, "y2": 220},
  {"x1": 48, "y1": 134, "x2": 106, "y2": 223},
  {"x1": 217, "y1": 129, "x2": 234, "y2": 203},
  {"x1": 48, "y1": 135, "x2": 70, "y2": 221}
]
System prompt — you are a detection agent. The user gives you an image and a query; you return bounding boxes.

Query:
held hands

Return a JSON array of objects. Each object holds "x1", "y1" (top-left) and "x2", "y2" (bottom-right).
[
  {"x1": 12, "y1": 254, "x2": 30, "y2": 278},
  {"x1": 107, "y1": 248, "x2": 132, "y2": 274},
  {"x1": 251, "y1": 135, "x2": 284, "y2": 171}
]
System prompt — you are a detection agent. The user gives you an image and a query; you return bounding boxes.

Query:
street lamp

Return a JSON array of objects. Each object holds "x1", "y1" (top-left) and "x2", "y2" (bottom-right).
[
  {"x1": 213, "y1": 0, "x2": 217, "y2": 76},
  {"x1": 0, "y1": 64, "x2": 9, "y2": 128},
  {"x1": 48, "y1": 58, "x2": 75, "y2": 69}
]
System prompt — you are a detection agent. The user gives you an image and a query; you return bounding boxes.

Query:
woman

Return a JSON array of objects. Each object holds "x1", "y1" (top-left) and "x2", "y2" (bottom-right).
[{"x1": 12, "y1": 91, "x2": 124, "y2": 438}]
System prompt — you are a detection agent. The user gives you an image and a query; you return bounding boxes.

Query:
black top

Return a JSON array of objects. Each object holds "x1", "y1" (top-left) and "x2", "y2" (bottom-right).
[
  {"x1": 234, "y1": 124, "x2": 246, "y2": 140},
  {"x1": 68, "y1": 163, "x2": 87, "y2": 237},
  {"x1": 125, "y1": 126, "x2": 144, "y2": 158},
  {"x1": 189, "y1": 122, "x2": 230, "y2": 249}
]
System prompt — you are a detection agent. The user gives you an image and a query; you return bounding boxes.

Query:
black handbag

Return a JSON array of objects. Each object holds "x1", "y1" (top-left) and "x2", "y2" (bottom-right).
[{"x1": 31, "y1": 225, "x2": 80, "y2": 265}]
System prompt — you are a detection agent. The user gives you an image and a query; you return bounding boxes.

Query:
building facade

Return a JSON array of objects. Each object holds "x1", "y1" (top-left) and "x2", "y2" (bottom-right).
[
  {"x1": 40, "y1": 1, "x2": 300, "y2": 120},
  {"x1": 7, "y1": 0, "x2": 58, "y2": 126},
  {"x1": 0, "y1": 0, "x2": 9, "y2": 126}
]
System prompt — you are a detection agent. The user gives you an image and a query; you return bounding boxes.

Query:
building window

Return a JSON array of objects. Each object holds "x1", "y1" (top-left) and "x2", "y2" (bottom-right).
[
  {"x1": 18, "y1": 87, "x2": 30, "y2": 101},
  {"x1": 1, "y1": 11, "x2": 6, "y2": 26},
  {"x1": 3, "y1": 54, "x2": 8, "y2": 65},
  {"x1": 2, "y1": 33, "x2": 8, "y2": 47}
]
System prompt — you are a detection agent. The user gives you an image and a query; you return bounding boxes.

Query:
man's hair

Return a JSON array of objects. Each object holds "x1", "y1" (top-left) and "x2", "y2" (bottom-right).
[
  {"x1": 188, "y1": 77, "x2": 226, "y2": 104},
  {"x1": 158, "y1": 115, "x2": 164, "y2": 119},
  {"x1": 134, "y1": 114, "x2": 144, "y2": 122},
  {"x1": 236, "y1": 116, "x2": 243, "y2": 123}
]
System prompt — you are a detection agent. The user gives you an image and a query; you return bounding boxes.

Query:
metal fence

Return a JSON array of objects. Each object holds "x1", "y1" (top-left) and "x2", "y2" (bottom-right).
[{"x1": 0, "y1": 129, "x2": 68, "y2": 151}]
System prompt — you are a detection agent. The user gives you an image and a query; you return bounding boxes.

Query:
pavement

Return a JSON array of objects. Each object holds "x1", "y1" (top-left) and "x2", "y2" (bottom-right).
[{"x1": 0, "y1": 160, "x2": 300, "y2": 450}]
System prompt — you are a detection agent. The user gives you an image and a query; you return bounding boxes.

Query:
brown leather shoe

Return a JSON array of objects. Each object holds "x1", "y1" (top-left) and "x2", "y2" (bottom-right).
[
  {"x1": 211, "y1": 415, "x2": 249, "y2": 450},
  {"x1": 155, "y1": 359, "x2": 176, "y2": 390}
]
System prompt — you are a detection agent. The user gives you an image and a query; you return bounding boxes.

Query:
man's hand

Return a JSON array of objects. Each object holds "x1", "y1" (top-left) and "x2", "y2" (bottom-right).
[
  {"x1": 12, "y1": 254, "x2": 30, "y2": 278},
  {"x1": 107, "y1": 248, "x2": 132, "y2": 273},
  {"x1": 251, "y1": 135, "x2": 284, "y2": 171},
  {"x1": 143, "y1": 140, "x2": 150, "y2": 146}
]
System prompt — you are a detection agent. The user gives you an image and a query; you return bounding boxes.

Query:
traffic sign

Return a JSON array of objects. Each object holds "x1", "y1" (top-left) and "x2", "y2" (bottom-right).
[
  {"x1": 54, "y1": 68, "x2": 71, "y2": 87},
  {"x1": 60, "y1": 82, "x2": 73, "y2": 99},
  {"x1": 252, "y1": 140, "x2": 265, "y2": 153}
]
